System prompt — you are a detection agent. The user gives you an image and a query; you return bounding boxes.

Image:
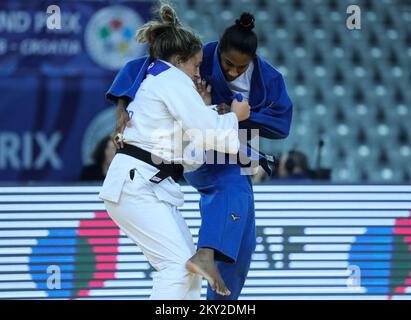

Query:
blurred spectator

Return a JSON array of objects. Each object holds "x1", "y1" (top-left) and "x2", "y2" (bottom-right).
[
  {"x1": 277, "y1": 150, "x2": 312, "y2": 181},
  {"x1": 80, "y1": 136, "x2": 116, "y2": 181}
]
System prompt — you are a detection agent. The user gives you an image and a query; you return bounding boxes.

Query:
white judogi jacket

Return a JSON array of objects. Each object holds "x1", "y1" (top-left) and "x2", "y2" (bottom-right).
[{"x1": 99, "y1": 60, "x2": 240, "y2": 207}]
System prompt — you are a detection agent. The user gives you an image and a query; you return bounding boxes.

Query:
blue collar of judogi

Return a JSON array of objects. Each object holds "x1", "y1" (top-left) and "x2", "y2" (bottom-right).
[{"x1": 146, "y1": 60, "x2": 171, "y2": 77}]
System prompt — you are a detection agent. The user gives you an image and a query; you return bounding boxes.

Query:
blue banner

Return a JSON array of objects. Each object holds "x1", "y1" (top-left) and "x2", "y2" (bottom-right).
[{"x1": 0, "y1": 0, "x2": 153, "y2": 182}]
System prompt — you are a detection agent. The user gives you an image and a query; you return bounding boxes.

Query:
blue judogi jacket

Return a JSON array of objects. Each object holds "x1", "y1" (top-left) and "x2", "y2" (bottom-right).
[{"x1": 106, "y1": 41, "x2": 293, "y2": 174}]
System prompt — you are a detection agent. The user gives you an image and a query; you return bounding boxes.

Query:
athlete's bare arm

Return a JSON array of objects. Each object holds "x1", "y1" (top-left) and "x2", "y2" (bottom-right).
[{"x1": 111, "y1": 96, "x2": 131, "y2": 149}]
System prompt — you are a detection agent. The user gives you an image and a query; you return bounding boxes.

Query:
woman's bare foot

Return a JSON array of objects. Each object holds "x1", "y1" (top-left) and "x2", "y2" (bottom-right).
[{"x1": 186, "y1": 248, "x2": 231, "y2": 296}]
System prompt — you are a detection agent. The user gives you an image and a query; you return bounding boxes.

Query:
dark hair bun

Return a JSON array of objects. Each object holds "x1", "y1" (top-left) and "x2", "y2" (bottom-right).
[{"x1": 235, "y1": 12, "x2": 255, "y2": 30}]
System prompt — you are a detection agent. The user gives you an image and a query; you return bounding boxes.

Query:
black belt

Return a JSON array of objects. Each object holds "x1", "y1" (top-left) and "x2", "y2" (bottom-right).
[{"x1": 117, "y1": 144, "x2": 184, "y2": 183}]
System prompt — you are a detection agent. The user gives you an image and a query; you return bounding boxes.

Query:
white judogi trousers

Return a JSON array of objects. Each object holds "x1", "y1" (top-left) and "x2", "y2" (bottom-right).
[{"x1": 100, "y1": 154, "x2": 201, "y2": 300}]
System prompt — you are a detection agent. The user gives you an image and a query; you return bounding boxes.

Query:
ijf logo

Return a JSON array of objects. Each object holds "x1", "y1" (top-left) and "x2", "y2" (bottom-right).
[{"x1": 85, "y1": 5, "x2": 145, "y2": 70}]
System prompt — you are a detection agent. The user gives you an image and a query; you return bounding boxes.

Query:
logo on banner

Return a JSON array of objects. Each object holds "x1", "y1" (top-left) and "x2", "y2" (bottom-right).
[{"x1": 84, "y1": 5, "x2": 145, "y2": 70}]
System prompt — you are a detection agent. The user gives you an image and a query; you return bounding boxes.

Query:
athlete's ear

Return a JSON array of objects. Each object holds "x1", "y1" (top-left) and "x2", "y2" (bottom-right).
[
  {"x1": 175, "y1": 54, "x2": 183, "y2": 65},
  {"x1": 170, "y1": 54, "x2": 182, "y2": 67},
  {"x1": 168, "y1": 55, "x2": 176, "y2": 66}
]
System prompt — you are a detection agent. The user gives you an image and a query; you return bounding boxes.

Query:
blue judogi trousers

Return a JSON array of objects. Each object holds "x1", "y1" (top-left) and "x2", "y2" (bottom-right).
[{"x1": 184, "y1": 156, "x2": 257, "y2": 300}]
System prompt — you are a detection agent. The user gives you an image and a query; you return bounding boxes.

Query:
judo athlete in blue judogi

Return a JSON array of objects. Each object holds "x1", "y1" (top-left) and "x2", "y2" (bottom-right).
[{"x1": 107, "y1": 12, "x2": 292, "y2": 300}]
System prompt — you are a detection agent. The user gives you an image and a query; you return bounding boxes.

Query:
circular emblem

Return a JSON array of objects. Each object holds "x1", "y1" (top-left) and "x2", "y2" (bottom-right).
[{"x1": 85, "y1": 5, "x2": 146, "y2": 70}]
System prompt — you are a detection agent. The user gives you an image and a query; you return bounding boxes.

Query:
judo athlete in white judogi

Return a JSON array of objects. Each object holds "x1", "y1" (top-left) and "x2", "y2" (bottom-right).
[{"x1": 98, "y1": 4, "x2": 250, "y2": 300}]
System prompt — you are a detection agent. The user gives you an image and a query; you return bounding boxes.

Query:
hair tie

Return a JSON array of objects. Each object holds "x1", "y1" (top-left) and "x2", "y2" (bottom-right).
[
  {"x1": 240, "y1": 19, "x2": 254, "y2": 28},
  {"x1": 236, "y1": 13, "x2": 255, "y2": 30}
]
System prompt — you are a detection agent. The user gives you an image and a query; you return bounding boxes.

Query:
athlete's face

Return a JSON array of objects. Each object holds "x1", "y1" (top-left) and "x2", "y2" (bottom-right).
[
  {"x1": 176, "y1": 50, "x2": 203, "y2": 82},
  {"x1": 219, "y1": 49, "x2": 253, "y2": 82}
]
